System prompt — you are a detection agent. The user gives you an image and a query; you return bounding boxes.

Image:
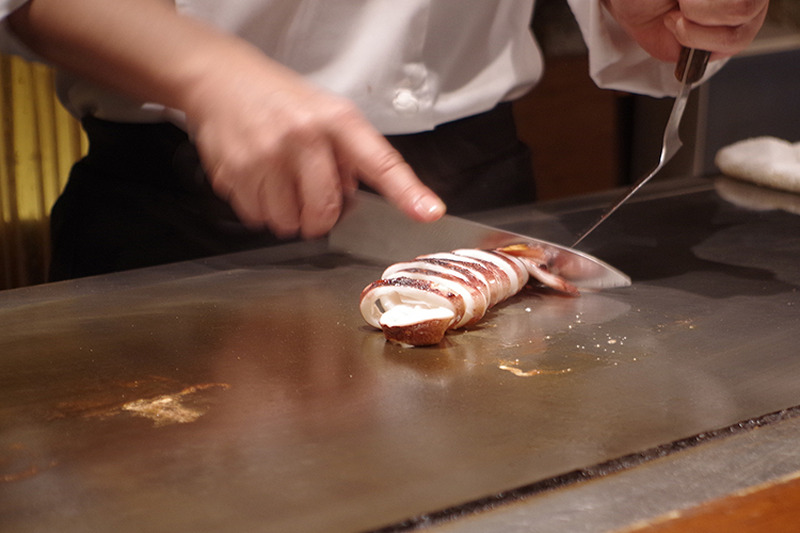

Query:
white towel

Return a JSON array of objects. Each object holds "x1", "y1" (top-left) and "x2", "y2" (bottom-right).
[{"x1": 714, "y1": 136, "x2": 800, "y2": 194}]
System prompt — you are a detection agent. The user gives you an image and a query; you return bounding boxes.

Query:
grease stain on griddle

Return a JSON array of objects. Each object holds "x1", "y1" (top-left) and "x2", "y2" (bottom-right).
[
  {"x1": 497, "y1": 363, "x2": 573, "y2": 378},
  {"x1": 122, "y1": 383, "x2": 230, "y2": 427},
  {"x1": 49, "y1": 380, "x2": 231, "y2": 427}
]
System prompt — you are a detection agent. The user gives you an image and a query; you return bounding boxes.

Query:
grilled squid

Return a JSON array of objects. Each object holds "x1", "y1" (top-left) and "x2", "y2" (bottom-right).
[{"x1": 359, "y1": 244, "x2": 579, "y2": 346}]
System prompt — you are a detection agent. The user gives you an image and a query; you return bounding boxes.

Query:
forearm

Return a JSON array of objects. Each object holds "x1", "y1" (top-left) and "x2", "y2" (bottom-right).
[
  {"x1": 7, "y1": 0, "x2": 281, "y2": 118},
  {"x1": 8, "y1": 0, "x2": 444, "y2": 237}
]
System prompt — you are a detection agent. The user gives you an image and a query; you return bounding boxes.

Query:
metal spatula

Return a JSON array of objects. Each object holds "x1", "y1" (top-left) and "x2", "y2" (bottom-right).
[{"x1": 572, "y1": 47, "x2": 711, "y2": 247}]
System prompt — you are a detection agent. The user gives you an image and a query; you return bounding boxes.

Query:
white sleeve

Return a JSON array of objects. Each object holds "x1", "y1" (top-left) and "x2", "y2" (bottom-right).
[
  {"x1": 0, "y1": 0, "x2": 48, "y2": 62},
  {"x1": 566, "y1": 0, "x2": 722, "y2": 98},
  {"x1": 0, "y1": 0, "x2": 28, "y2": 18}
]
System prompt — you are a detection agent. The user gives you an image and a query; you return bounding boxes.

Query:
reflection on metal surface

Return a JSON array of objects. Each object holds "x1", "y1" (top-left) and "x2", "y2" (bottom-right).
[
  {"x1": 715, "y1": 176, "x2": 800, "y2": 215},
  {"x1": 368, "y1": 288, "x2": 631, "y2": 386},
  {"x1": 1, "y1": 443, "x2": 58, "y2": 483}
]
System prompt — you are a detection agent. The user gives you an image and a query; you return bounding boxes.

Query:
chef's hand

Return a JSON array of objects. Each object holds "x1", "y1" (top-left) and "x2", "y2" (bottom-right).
[
  {"x1": 184, "y1": 55, "x2": 446, "y2": 239},
  {"x1": 9, "y1": 0, "x2": 446, "y2": 240},
  {"x1": 602, "y1": 0, "x2": 769, "y2": 62}
]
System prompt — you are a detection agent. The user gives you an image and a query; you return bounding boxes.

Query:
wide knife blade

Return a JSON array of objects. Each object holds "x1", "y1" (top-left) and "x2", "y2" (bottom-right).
[{"x1": 328, "y1": 191, "x2": 631, "y2": 289}]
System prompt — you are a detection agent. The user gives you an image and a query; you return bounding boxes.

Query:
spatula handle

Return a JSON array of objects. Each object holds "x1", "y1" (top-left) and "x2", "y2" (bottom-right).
[{"x1": 675, "y1": 47, "x2": 711, "y2": 83}]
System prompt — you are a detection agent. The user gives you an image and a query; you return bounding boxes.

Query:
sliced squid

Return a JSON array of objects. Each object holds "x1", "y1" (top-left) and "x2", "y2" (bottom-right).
[
  {"x1": 360, "y1": 276, "x2": 462, "y2": 327},
  {"x1": 382, "y1": 268, "x2": 487, "y2": 328},
  {"x1": 497, "y1": 244, "x2": 579, "y2": 296},
  {"x1": 417, "y1": 252, "x2": 505, "y2": 306},
  {"x1": 453, "y1": 249, "x2": 529, "y2": 295},
  {"x1": 359, "y1": 245, "x2": 579, "y2": 346}
]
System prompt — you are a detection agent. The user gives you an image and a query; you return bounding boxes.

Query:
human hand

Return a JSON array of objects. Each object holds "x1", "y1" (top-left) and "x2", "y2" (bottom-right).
[
  {"x1": 183, "y1": 50, "x2": 445, "y2": 240},
  {"x1": 8, "y1": 0, "x2": 446, "y2": 240},
  {"x1": 602, "y1": 0, "x2": 770, "y2": 63}
]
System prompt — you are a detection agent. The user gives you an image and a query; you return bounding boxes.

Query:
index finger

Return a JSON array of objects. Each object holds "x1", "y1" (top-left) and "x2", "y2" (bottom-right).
[{"x1": 330, "y1": 112, "x2": 446, "y2": 222}]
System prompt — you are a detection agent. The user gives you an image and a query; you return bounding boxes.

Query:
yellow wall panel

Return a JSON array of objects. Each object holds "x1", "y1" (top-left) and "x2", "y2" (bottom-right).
[{"x1": 1, "y1": 54, "x2": 87, "y2": 289}]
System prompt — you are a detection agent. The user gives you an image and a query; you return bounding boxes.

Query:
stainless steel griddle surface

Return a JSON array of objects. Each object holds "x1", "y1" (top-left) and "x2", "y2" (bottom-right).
[{"x1": 1, "y1": 177, "x2": 799, "y2": 532}]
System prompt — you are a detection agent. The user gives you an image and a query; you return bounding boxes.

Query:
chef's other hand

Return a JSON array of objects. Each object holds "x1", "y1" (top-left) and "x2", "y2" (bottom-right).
[
  {"x1": 186, "y1": 55, "x2": 445, "y2": 240},
  {"x1": 602, "y1": 0, "x2": 769, "y2": 63}
]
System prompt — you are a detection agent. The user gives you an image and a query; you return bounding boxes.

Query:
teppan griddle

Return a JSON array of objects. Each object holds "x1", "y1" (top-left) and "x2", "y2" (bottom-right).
[{"x1": 1, "y1": 177, "x2": 798, "y2": 532}]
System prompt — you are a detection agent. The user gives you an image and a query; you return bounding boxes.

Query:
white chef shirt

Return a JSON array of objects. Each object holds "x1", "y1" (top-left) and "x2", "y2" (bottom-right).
[{"x1": 0, "y1": 0, "x2": 707, "y2": 135}]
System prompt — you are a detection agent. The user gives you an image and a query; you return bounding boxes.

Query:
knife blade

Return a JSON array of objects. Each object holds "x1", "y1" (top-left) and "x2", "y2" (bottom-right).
[
  {"x1": 572, "y1": 47, "x2": 711, "y2": 247},
  {"x1": 329, "y1": 190, "x2": 631, "y2": 289}
]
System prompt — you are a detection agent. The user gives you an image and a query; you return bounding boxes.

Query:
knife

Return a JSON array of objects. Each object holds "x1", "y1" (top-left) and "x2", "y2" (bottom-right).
[
  {"x1": 329, "y1": 190, "x2": 631, "y2": 289},
  {"x1": 572, "y1": 47, "x2": 711, "y2": 247}
]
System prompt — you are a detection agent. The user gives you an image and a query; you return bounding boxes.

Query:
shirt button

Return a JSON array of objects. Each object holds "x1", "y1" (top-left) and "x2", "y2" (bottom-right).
[{"x1": 392, "y1": 88, "x2": 419, "y2": 115}]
